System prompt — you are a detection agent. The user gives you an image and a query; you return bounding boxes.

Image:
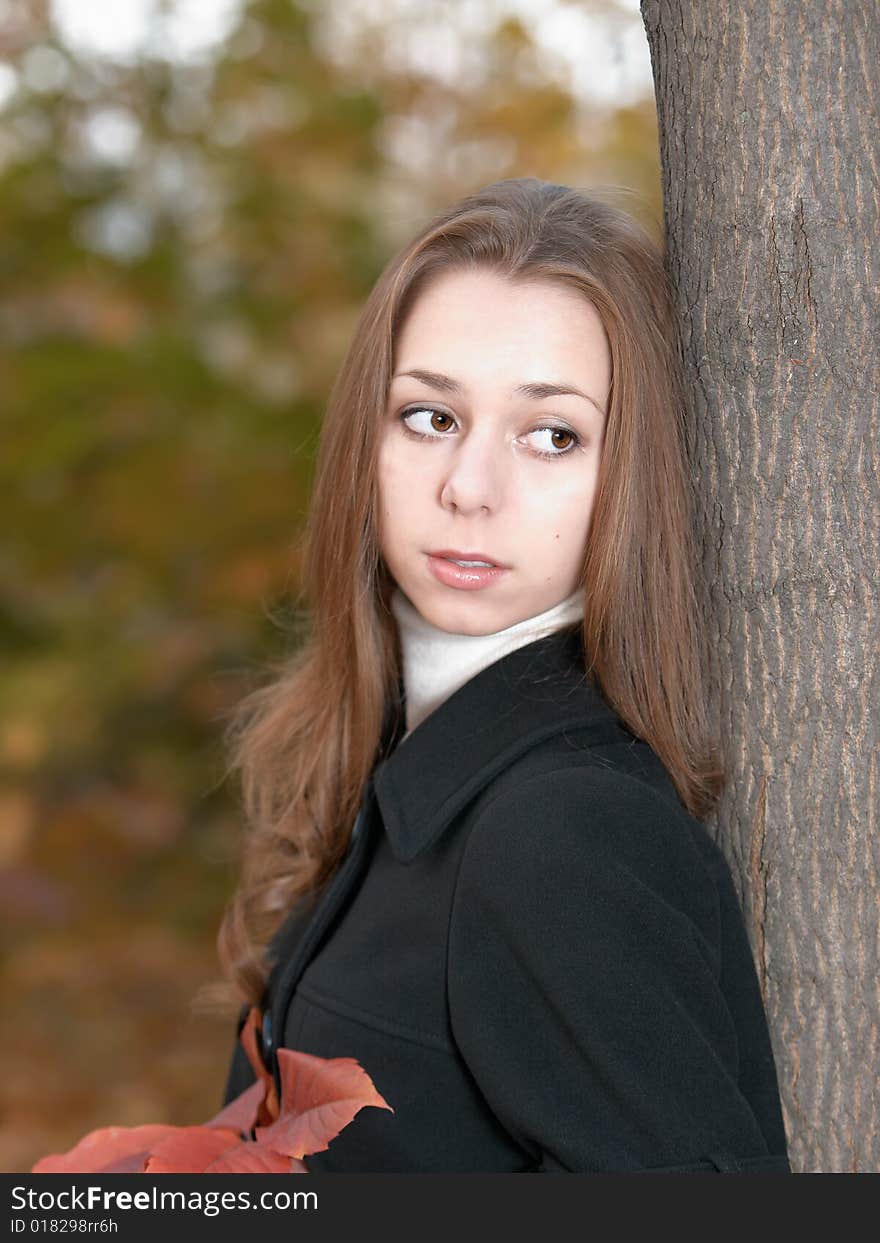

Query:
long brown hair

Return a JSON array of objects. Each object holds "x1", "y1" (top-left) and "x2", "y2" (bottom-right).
[{"x1": 197, "y1": 177, "x2": 725, "y2": 1016}]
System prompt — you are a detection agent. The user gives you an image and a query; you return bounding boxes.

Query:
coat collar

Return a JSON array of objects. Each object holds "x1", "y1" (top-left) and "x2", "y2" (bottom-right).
[{"x1": 371, "y1": 621, "x2": 632, "y2": 865}]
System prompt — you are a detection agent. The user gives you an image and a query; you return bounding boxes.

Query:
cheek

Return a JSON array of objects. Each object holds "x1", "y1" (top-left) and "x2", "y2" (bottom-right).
[
  {"x1": 378, "y1": 436, "x2": 430, "y2": 508},
  {"x1": 525, "y1": 468, "x2": 594, "y2": 521},
  {"x1": 523, "y1": 472, "x2": 596, "y2": 556},
  {"x1": 376, "y1": 444, "x2": 413, "y2": 541}
]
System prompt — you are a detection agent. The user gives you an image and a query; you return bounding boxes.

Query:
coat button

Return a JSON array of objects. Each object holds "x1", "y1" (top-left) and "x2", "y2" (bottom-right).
[{"x1": 261, "y1": 1011, "x2": 274, "y2": 1060}]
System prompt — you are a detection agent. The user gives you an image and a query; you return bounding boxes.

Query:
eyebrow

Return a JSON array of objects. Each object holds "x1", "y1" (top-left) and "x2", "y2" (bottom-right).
[{"x1": 392, "y1": 368, "x2": 606, "y2": 418}]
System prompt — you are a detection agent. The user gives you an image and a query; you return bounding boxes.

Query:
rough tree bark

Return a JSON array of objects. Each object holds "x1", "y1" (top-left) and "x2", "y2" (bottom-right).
[{"x1": 640, "y1": 0, "x2": 879, "y2": 1173}]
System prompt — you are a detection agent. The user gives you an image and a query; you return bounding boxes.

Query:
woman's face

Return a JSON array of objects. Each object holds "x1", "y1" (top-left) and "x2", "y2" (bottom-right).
[{"x1": 377, "y1": 267, "x2": 611, "y2": 635}]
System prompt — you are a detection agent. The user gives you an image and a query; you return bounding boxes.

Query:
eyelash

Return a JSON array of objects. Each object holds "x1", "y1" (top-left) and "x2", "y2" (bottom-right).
[{"x1": 397, "y1": 405, "x2": 583, "y2": 461}]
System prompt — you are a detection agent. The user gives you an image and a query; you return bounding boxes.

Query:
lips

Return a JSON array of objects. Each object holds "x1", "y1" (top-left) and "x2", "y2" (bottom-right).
[
  {"x1": 427, "y1": 548, "x2": 510, "y2": 568},
  {"x1": 426, "y1": 554, "x2": 510, "y2": 591}
]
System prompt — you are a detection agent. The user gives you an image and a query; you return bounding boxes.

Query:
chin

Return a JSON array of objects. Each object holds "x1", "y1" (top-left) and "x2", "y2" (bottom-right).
[{"x1": 425, "y1": 598, "x2": 512, "y2": 636}]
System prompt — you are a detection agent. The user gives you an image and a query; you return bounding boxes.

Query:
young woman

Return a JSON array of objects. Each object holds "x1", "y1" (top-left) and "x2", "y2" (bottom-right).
[{"x1": 210, "y1": 177, "x2": 791, "y2": 1173}]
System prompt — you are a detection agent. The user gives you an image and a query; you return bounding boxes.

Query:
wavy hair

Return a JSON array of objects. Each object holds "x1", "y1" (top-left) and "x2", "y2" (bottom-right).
[{"x1": 196, "y1": 176, "x2": 725, "y2": 1015}]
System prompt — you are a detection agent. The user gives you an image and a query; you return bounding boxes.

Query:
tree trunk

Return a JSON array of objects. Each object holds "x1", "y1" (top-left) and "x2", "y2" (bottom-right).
[{"x1": 641, "y1": 0, "x2": 880, "y2": 1173}]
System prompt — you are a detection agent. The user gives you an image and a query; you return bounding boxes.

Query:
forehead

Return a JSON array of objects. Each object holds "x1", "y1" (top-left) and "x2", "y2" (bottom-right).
[{"x1": 394, "y1": 268, "x2": 610, "y2": 392}]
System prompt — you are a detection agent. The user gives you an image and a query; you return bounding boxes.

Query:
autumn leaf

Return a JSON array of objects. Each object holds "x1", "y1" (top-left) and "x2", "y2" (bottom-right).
[
  {"x1": 185, "y1": 1141, "x2": 299, "y2": 1175},
  {"x1": 32, "y1": 1125, "x2": 181, "y2": 1174},
  {"x1": 143, "y1": 1126, "x2": 257, "y2": 1173},
  {"x1": 256, "y1": 1048, "x2": 394, "y2": 1159},
  {"x1": 32, "y1": 1006, "x2": 393, "y2": 1173}
]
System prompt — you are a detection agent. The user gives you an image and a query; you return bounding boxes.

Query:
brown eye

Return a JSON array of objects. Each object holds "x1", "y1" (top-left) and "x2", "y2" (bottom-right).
[
  {"x1": 525, "y1": 424, "x2": 582, "y2": 460},
  {"x1": 400, "y1": 406, "x2": 456, "y2": 438}
]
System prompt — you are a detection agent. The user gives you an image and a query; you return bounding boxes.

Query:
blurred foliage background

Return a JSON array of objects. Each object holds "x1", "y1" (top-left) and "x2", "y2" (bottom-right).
[{"x1": 0, "y1": 0, "x2": 661, "y2": 1172}]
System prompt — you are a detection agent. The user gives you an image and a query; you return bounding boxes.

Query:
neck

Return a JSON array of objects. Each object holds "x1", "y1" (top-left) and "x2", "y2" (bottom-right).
[{"x1": 390, "y1": 586, "x2": 585, "y2": 738}]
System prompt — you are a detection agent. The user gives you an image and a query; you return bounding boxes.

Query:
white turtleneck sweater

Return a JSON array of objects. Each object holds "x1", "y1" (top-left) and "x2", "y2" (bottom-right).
[{"x1": 389, "y1": 585, "x2": 585, "y2": 740}]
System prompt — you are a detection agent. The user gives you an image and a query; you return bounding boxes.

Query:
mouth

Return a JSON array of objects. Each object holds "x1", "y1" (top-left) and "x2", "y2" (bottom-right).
[
  {"x1": 426, "y1": 549, "x2": 511, "y2": 569},
  {"x1": 424, "y1": 551, "x2": 511, "y2": 591}
]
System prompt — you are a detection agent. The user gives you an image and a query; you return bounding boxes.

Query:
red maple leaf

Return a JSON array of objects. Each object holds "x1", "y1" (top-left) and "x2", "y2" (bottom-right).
[{"x1": 32, "y1": 1007, "x2": 393, "y2": 1173}]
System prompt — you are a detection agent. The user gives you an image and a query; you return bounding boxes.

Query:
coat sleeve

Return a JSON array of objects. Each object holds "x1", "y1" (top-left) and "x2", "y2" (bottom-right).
[{"x1": 446, "y1": 764, "x2": 787, "y2": 1173}]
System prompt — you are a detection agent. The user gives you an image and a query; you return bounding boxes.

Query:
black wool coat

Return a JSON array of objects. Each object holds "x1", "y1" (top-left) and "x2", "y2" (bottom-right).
[{"x1": 220, "y1": 623, "x2": 791, "y2": 1173}]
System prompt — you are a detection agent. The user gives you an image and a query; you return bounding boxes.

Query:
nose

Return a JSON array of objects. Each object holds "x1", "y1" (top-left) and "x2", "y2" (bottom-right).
[{"x1": 439, "y1": 425, "x2": 503, "y2": 514}]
